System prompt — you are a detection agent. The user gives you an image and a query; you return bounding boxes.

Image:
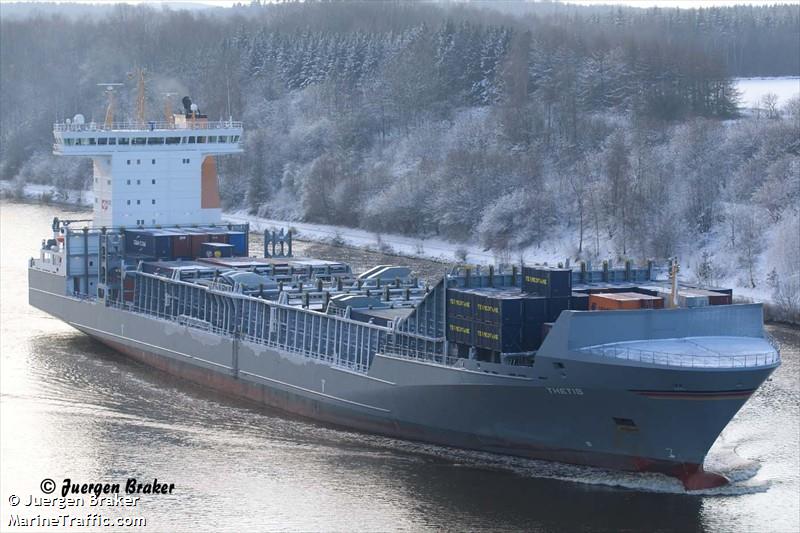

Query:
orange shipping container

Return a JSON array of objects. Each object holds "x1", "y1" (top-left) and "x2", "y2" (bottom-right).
[{"x1": 588, "y1": 292, "x2": 663, "y2": 310}]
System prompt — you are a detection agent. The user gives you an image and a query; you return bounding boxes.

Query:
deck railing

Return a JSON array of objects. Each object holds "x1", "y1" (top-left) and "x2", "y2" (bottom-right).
[
  {"x1": 54, "y1": 120, "x2": 243, "y2": 133},
  {"x1": 380, "y1": 342, "x2": 460, "y2": 367},
  {"x1": 106, "y1": 277, "x2": 388, "y2": 375},
  {"x1": 580, "y1": 342, "x2": 781, "y2": 368}
]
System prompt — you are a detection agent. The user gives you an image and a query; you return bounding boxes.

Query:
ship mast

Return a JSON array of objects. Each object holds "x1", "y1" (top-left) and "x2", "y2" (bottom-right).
[
  {"x1": 97, "y1": 83, "x2": 123, "y2": 129},
  {"x1": 128, "y1": 67, "x2": 147, "y2": 127},
  {"x1": 669, "y1": 258, "x2": 680, "y2": 309}
]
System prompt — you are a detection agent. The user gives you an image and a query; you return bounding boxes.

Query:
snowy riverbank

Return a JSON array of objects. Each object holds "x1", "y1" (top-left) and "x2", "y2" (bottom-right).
[{"x1": 4, "y1": 181, "x2": 796, "y2": 322}]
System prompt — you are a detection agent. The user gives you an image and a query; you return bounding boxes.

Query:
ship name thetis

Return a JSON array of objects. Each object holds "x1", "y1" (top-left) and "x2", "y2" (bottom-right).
[{"x1": 29, "y1": 83, "x2": 780, "y2": 491}]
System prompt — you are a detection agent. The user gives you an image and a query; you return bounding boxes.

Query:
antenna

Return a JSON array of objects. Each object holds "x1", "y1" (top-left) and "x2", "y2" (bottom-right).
[
  {"x1": 127, "y1": 67, "x2": 147, "y2": 127},
  {"x1": 669, "y1": 258, "x2": 680, "y2": 309},
  {"x1": 97, "y1": 83, "x2": 123, "y2": 129},
  {"x1": 163, "y1": 92, "x2": 177, "y2": 127}
]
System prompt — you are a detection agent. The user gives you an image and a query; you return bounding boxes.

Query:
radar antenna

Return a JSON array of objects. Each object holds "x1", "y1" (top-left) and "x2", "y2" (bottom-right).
[{"x1": 97, "y1": 83, "x2": 123, "y2": 129}]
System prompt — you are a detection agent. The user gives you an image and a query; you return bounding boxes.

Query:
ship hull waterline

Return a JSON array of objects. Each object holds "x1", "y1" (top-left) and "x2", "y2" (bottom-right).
[{"x1": 89, "y1": 334, "x2": 732, "y2": 491}]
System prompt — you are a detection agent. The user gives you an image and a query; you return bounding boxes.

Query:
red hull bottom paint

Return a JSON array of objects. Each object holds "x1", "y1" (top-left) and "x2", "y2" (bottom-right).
[
  {"x1": 91, "y1": 335, "x2": 727, "y2": 491},
  {"x1": 633, "y1": 457, "x2": 728, "y2": 490}
]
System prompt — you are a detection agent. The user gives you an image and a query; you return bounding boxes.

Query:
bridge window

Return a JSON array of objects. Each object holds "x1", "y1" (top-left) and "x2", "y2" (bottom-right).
[
  {"x1": 64, "y1": 138, "x2": 74, "y2": 146},
  {"x1": 166, "y1": 137, "x2": 181, "y2": 145},
  {"x1": 136, "y1": 159, "x2": 140, "y2": 165},
  {"x1": 126, "y1": 179, "x2": 131, "y2": 185},
  {"x1": 127, "y1": 200, "x2": 131, "y2": 205},
  {"x1": 88, "y1": 138, "x2": 96, "y2": 145},
  {"x1": 147, "y1": 137, "x2": 164, "y2": 145},
  {"x1": 151, "y1": 179, "x2": 156, "y2": 184},
  {"x1": 108, "y1": 138, "x2": 116, "y2": 145},
  {"x1": 188, "y1": 136, "x2": 196, "y2": 144},
  {"x1": 218, "y1": 136, "x2": 228, "y2": 143},
  {"x1": 136, "y1": 179, "x2": 141, "y2": 185},
  {"x1": 126, "y1": 160, "x2": 131, "y2": 165},
  {"x1": 98, "y1": 138, "x2": 107, "y2": 145},
  {"x1": 152, "y1": 199, "x2": 156, "y2": 205},
  {"x1": 132, "y1": 138, "x2": 146, "y2": 145},
  {"x1": 197, "y1": 136, "x2": 206, "y2": 143},
  {"x1": 136, "y1": 200, "x2": 141, "y2": 205},
  {"x1": 119, "y1": 138, "x2": 129, "y2": 145},
  {"x1": 209, "y1": 136, "x2": 217, "y2": 143},
  {"x1": 151, "y1": 159, "x2": 156, "y2": 164}
]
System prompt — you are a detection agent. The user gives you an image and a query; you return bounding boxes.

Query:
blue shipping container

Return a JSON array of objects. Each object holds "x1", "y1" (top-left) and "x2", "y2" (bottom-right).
[
  {"x1": 125, "y1": 230, "x2": 172, "y2": 259},
  {"x1": 226, "y1": 231, "x2": 247, "y2": 256}
]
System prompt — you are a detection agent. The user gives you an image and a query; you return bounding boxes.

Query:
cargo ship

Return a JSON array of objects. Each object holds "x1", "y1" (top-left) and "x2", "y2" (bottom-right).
[{"x1": 29, "y1": 92, "x2": 780, "y2": 491}]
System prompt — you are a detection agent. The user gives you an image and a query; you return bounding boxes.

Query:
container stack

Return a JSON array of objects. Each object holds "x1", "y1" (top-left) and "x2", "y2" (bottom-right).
[
  {"x1": 446, "y1": 288, "x2": 528, "y2": 353},
  {"x1": 472, "y1": 292, "x2": 524, "y2": 353},
  {"x1": 446, "y1": 287, "x2": 565, "y2": 354},
  {"x1": 588, "y1": 292, "x2": 664, "y2": 311},
  {"x1": 522, "y1": 266, "x2": 574, "y2": 331},
  {"x1": 124, "y1": 226, "x2": 248, "y2": 262},
  {"x1": 522, "y1": 267, "x2": 572, "y2": 298},
  {"x1": 124, "y1": 230, "x2": 173, "y2": 260}
]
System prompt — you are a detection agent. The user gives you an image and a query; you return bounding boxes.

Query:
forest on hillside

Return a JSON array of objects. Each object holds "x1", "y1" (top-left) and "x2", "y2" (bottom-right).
[{"x1": 1, "y1": 1, "x2": 798, "y2": 316}]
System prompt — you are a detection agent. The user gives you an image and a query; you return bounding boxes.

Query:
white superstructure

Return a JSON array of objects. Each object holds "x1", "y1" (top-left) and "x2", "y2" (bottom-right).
[{"x1": 53, "y1": 110, "x2": 242, "y2": 228}]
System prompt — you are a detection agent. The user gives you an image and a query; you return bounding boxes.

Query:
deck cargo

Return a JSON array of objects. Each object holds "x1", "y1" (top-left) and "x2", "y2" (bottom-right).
[
  {"x1": 521, "y1": 296, "x2": 548, "y2": 350},
  {"x1": 470, "y1": 290, "x2": 523, "y2": 325},
  {"x1": 569, "y1": 292, "x2": 589, "y2": 310},
  {"x1": 200, "y1": 242, "x2": 234, "y2": 258},
  {"x1": 546, "y1": 296, "x2": 571, "y2": 322},
  {"x1": 522, "y1": 267, "x2": 571, "y2": 298},
  {"x1": 474, "y1": 321, "x2": 522, "y2": 353},
  {"x1": 124, "y1": 230, "x2": 173, "y2": 259},
  {"x1": 226, "y1": 231, "x2": 248, "y2": 256},
  {"x1": 446, "y1": 288, "x2": 474, "y2": 319},
  {"x1": 446, "y1": 317, "x2": 474, "y2": 345},
  {"x1": 688, "y1": 289, "x2": 732, "y2": 305},
  {"x1": 589, "y1": 292, "x2": 643, "y2": 310},
  {"x1": 200, "y1": 227, "x2": 228, "y2": 243},
  {"x1": 162, "y1": 230, "x2": 192, "y2": 259},
  {"x1": 182, "y1": 230, "x2": 210, "y2": 258},
  {"x1": 589, "y1": 292, "x2": 664, "y2": 310}
]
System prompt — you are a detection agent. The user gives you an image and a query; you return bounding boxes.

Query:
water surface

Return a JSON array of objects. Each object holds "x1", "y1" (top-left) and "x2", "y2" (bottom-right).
[{"x1": 1, "y1": 201, "x2": 798, "y2": 532}]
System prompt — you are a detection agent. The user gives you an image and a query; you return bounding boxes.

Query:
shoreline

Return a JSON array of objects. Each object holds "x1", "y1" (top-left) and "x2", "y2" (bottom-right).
[{"x1": 3, "y1": 189, "x2": 797, "y2": 327}]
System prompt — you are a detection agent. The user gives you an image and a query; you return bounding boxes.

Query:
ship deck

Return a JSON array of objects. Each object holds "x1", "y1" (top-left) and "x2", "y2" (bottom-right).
[{"x1": 580, "y1": 336, "x2": 780, "y2": 368}]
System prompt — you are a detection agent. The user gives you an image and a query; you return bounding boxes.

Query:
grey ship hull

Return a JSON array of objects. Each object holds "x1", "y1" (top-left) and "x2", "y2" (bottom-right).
[{"x1": 29, "y1": 269, "x2": 777, "y2": 490}]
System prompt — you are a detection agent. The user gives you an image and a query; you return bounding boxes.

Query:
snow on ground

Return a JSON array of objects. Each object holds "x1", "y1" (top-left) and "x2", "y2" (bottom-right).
[
  {"x1": 0, "y1": 181, "x2": 93, "y2": 207},
  {"x1": 734, "y1": 76, "x2": 799, "y2": 109},
  {"x1": 225, "y1": 210, "x2": 497, "y2": 264},
  {"x1": 223, "y1": 210, "x2": 577, "y2": 267}
]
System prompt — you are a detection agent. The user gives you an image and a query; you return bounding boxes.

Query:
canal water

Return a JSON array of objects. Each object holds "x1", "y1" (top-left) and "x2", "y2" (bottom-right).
[{"x1": 1, "y1": 201, "x2": 798, "y2": 532}]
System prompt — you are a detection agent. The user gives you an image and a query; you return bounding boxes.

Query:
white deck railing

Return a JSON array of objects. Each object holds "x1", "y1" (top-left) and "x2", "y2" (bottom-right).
[
  {"x1": 54, "y1": 120, "x2": 243, "y2": 133},
  {"x1": 580, "y1": 341, "x2": 781, "y2": 369}
]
